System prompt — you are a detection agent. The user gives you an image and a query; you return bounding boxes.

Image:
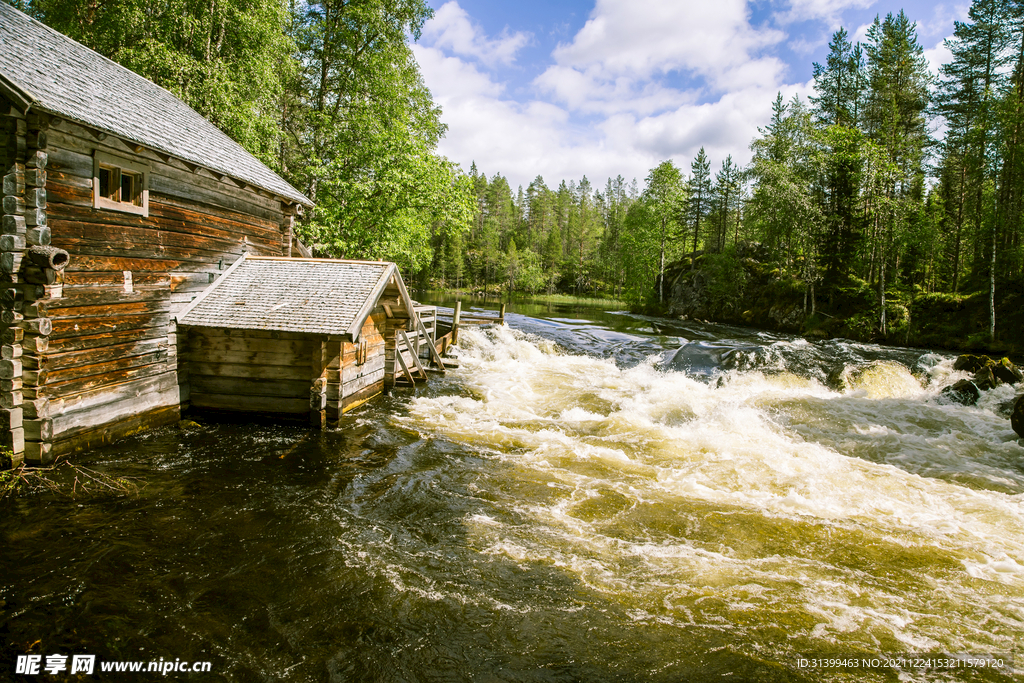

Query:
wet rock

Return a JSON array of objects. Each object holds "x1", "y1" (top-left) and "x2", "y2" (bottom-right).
[
  {"x1": 942, "y1": 379, "x2": 981, "y2": 406},
  {"x1": 1012, "y1": 395, "x2": 1024, "y2": 438},
  {"x1": 954, "y1": 354, "x2": 988, "y2": 373},
  {"x1": 974, "y1": 366, "x2": 999, "y2": 391},
  {"x1": 993, "y1": 357, "x2": 1023, "y2": 385},
  {"x1": 998, "y1": 398, "x2": 1018, "y2": 418}
]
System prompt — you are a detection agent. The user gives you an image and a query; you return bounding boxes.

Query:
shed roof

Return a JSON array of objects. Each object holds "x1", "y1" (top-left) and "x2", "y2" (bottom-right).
[
  {"x1": 0, "y1": 2, "x2": 312, "y2": 208},
  {"x1": 176, "y1": 255, "x2": 413, "y2": 340}
]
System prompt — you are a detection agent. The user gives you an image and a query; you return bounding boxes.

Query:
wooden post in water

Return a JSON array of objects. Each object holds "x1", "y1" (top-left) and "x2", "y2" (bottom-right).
[
  {"x1": 310, "y1": 341, "x2": 327, "y2": 428},
  {"x1": 453, "y1": 301, "x2": 462, "y2": 344},
  {"x1": 499, "y1": 303, "x2": 506, "y2": 325}
]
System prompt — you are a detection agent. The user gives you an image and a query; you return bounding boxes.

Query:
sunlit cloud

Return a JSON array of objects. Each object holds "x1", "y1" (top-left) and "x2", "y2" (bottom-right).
[
  {"x1": 421, "y1": 1, "x2": 531, "y2": 66},
  {"x1": 415, "y1": 0, "x2": 951, "y2": 189}
]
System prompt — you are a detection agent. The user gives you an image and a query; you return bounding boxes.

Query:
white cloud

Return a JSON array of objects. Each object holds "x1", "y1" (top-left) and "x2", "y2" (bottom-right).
[
  {"x1": 776, "y1": 0, "x2": 876, "y2": 27},
  {"x1": 421, "y1": 1, "x2": 530, "y2": 66},
  {"x1": 546, "y1": 0, "x2": 786, "y2": 95},
  {"x1": 924, "y1": 41, "x2": 953, "y2": 79}
]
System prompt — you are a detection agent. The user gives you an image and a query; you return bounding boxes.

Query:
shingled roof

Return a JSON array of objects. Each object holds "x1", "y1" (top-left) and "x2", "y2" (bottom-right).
[
  {"x1": 0, "y1": 2, "x2": 311, "y2": 208},
  {"x1": 176, "y1": 256, "x2": 413, "y2": 339}
]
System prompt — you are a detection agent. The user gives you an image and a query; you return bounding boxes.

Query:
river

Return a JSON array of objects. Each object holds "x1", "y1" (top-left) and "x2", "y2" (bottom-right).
[{"x1": 1, "y1": 299, "x2": 1023, "y2": 682}]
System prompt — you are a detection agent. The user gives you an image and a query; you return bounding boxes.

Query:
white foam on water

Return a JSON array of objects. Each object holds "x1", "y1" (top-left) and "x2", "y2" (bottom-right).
[{"x1": 399, "y1": 326, "x2": 1024, "y2": 653}]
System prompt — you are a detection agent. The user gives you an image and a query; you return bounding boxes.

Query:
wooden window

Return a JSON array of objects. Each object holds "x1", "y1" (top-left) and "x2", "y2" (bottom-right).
[
  {"x1": 356, "y1": 339, "x2": 368, "y2": 366},
  {"x1": 93, "y1": 151, "x2": 149, "y2": 216}
]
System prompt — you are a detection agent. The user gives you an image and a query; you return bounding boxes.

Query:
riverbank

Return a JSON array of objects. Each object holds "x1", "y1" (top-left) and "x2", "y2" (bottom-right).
[
  {"x1": 660, "y1": 245, "x2": 1024, "y2": 360},
  {"x1": 424, "y1": 288, "x2": 627, "y2": 308}
]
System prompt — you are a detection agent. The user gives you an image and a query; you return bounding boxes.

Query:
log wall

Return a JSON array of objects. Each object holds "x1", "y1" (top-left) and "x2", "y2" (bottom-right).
[
  {"x1": 187, "y1": 328, "x2": 318, "y2": 416},
  {"x1": 0, "y1": 112, "x2": 296, "y2": 462}
]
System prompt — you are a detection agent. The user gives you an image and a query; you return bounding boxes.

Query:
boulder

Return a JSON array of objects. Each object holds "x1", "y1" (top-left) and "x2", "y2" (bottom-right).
[
  {"x1": 974, "y1": 366, "x2": 999, "y2": 391},
  {"x1": 993, "y1": 357, "x2": 1023, "y2": 385},
  {"x1": 1012, "y1": 395, "x2": 1024, "y2": 439},
  {"x1": 942, "y1": 379, "x2": 981, "y2": 406},
  {"x1": 954, "y1": 354, "x2": 987, "y2": 373}
]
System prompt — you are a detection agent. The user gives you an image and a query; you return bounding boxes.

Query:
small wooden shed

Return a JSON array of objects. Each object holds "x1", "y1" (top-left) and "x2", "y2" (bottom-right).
[{"x1": 176, "y1": 255, "x2": 417, "y2": 426}]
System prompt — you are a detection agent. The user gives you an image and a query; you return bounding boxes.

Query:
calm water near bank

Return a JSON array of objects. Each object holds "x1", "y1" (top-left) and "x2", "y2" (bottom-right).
[{"x1": 2, "y1": 298, "x2": 1023, "y2": 681}]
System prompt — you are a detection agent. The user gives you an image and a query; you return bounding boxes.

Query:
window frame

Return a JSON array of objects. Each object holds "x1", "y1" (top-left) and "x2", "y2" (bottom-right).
[{"x1": 93, "y1": 150, "x2": 149, "y2": 217}]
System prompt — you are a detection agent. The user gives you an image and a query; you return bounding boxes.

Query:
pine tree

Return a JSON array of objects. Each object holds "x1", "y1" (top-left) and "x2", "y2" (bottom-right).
[{"x1": 687, "y1": 148, "x2": 712, "y2": 267}]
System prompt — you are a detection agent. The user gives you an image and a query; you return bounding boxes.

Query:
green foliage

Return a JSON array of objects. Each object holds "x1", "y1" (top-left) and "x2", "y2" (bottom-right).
[
  {"x1": 699, "y1": 250, "x2": 749, "y2": 315},
  {"x1": 21, "y1": 0, "x2": 294, "y2": 169}
]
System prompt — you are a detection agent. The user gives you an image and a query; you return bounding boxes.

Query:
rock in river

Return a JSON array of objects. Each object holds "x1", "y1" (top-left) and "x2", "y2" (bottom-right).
[
  {"x1": 942, "y1": 379, "x2": 981, "y2": 406},
  {"x1": 1013, "y1": 395, "x2": 1024, "y2": 438}
]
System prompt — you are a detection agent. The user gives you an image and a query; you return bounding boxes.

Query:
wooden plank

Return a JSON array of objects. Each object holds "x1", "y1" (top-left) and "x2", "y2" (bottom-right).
[
  {"x1": 149, "y1": 172, "x2": 281, "y2": 222},
  {"x1": 400, "y1": 331, "x2": 428, "y2": 379},
  {"x1": 44, "y1": 299, "x2": 168, "y2": 320},
  {"x1": 43, "y1": 350, "x2": 167, "y2": 385},
  {"x1": 190, "y1": 393, "x2": 308, "y2": 414},
  {"x1": 53, "y1": 379, "x2": 179, "y2": 437},
  {"x1": 37, "y1": 360, "x2": 171, "y2": 398},
  {"x1": 45, "y1": 325, "x2": 167, "y2": 353},
  {"x1": 25, "y1": 337, "x2": 165, "y2": 371},
  {"x1": 187, "y1": 362, "x2": 308, "y2": 381},
  {"x1": 395, "y1": 343, "x2": 415, "y2": 387},
  {"x1": 52, "y1": 405, "x2": 180, "y2": 458},
  {"x1": 453, "y1": 301, "x2": 461, "y2": 343},
  {"x1": 44, "y1": 147, "x2": 92, "y2": 180},
  {"x1": 45, "y1": 193, "x2": 284, "y2": 246},
  {"x1": 341, "y1": 381, "x2": 384, "y2": 414},
  {"x1": 339, "y1": 354, "x2": 385, "y2": 383},
  {"x1": 57, "y1": 371, "x2": 178, "y2": 414},
  {"x1": 329, "y1": 368, "x2": 385, "y2": 400},
  {"x1": 189, "y1": 348, "x2": 310, "y2": 367},
  {"x1": 341, "y1": 368, "x2": 385, "y2": 397},
  {"x1": 188, "y1": 327, "x2": 312, "y2": 341},
  {"x1": 191, "y1": 375, "x2": 310, "y2": 398},
  {"x1": 49, "y1": 313, "x2": 172, "y2": 339},
  {"x1": 62, "y1": 271, "x2": 172, "y2": 289},
  {"x1": 417, "y1": 317, "x2": 446, "y2": 373},
  {"x1": 50, "y1": 216, "x2": 249, "y2": 255},
  {"x1": 188, "y1": 335, "x2": 311, "y2": 355}
]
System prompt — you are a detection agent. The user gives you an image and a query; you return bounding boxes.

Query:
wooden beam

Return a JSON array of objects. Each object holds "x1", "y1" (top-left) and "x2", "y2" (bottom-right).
[
  {"x1": 453, "y1": 300, "x2": 461, "y2": 344},
  {"x1": 416, "y1": 317, "x2": 446, "y2": 373},
  {"x1": 400, "y1": 331, "x2": 427, "y2": 379},
  {"x1": 395, "y1": 344, "x2": 415, "y2": 386}
]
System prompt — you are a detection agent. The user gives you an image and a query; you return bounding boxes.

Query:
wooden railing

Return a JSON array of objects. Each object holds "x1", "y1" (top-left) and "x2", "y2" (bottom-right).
[{"x1": 392, "y1": 301, "x2": 506, "y2": 386}]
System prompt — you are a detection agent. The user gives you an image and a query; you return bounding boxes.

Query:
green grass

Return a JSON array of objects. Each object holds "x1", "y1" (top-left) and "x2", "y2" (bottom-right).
[{"x1": 513, "y1": 292, "x2": 629, "y2": 307}]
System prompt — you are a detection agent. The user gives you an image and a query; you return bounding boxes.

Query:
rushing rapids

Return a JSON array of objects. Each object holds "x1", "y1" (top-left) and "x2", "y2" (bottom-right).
[
  {"x1": 1, "y1": 302, "x2": 1022, "y2": 682},
  {"x1": 401, "y1": 320, "x2": 1024, "y2": 669}
]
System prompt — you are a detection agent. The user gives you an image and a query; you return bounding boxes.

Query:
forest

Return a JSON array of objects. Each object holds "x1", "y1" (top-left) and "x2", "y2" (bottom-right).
[{"x1": 7, "y1": 0, "x2": 1024, "y2": 346}]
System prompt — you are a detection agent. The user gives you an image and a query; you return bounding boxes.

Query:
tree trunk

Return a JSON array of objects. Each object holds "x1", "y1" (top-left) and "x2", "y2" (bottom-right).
[{"x1": 990, "y1": 224, "x2": 997, "y2": 341}]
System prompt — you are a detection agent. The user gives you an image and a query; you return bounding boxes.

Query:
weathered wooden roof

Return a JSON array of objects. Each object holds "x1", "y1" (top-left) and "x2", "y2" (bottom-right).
[
  {"x1": 176, "y1": 256, "x2": 413, "y2": 340},
  {"x1": 0, "y1": 3, "x2": 312, "y2": 208}
]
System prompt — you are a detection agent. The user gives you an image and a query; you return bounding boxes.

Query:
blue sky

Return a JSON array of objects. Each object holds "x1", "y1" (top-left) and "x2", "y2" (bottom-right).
[{"x1": 412, "y1": 0, "x2": 968, "y2": 191}]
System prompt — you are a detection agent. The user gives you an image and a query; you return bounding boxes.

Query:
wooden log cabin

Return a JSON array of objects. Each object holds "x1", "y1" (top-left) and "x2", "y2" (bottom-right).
[
  {"x1": 176, "y1": 255, "x2": 419, "y2": 427},
  {"x1": 0, "y1": 4, "x2": 321, "y2": 465}
]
